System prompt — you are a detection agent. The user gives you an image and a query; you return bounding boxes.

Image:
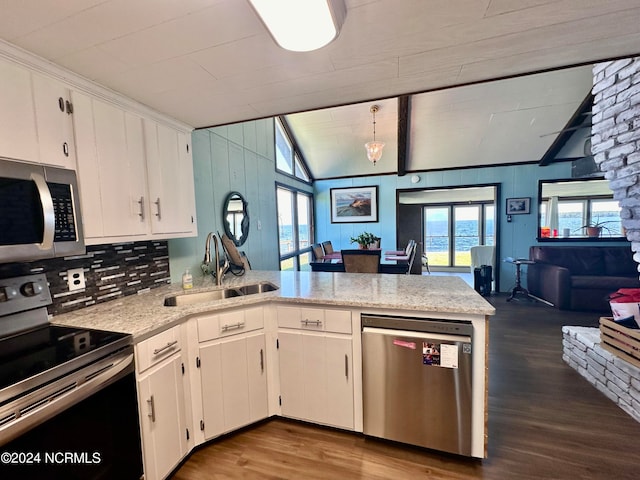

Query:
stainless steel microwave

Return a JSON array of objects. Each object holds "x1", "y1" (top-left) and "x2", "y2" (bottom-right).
[{"x1": 0, "y1": 158, "x2": 85, "y2": 263}]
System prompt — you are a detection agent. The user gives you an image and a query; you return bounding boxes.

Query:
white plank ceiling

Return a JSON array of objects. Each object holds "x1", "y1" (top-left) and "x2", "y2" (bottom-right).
[{"x1": 0, "y1": 0, "x2": 638, "y2": 178}]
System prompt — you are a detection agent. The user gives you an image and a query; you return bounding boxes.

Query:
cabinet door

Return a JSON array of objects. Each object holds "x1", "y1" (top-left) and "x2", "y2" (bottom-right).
[
  {"x1": 95, "y1": 102, "x2": 148, "y2": 237},
  {"x1": 246, "y1": 333, "x2": 268, "y2": 422},
  {"x1": 73, "y1": 92, "x2": 149, "y2": 240},
  {"x1": 32, "y1": 73, "x2": 75, "y2": 169},
  {"x1": 138, "y1": 355, "x2": 188, "y2": 480},
  {"x1": 0, "y1": 58, "x2": 38, "y2": 162},
  {"x1": 325, "y1": 335, "x2": 354, "y2": 430},
  {"x1": 219, "y1": 336, "x2": 251, "y2": 431},
  {"x1": 278, "y1": 331, "x2": 305, "y2": 421},
  {"x1": 144, "y1": 120, "x2": 196, "y2": 235},
  {"x1": 278, "y1": 331, "x2": 354, "y2": 429},
  {"x1": 302, "y1": 333, "x2": 327, "y2": 424},
  {"x1": 200, "y1": 333, "x2": 268, "y2": 437},
  {"x1": 71, "y1": 91, "x2": 102, "y2": 238},
  {"x1": 198, "y1": 343, "x2": 224, "y2": 440}
]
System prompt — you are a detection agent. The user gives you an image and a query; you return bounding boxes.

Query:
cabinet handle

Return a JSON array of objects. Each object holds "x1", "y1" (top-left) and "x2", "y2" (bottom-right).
[
  {"x1": 260, "y1": 348, "x2": 264, "y2": 373},
  {"x1": 65, "y1": 100, "x2": 73, "y2": 114},
  {"x1": 301, "y1": 319, "x2": 322, "y2": 327},
  {"x1": 153, "y1": 340, "x2": 178, "y2": 355},
  {"x1": 137, "y1": 196, "x2": 145, "y2": 220},
  {"x1": 58, "y1": 97, "x2": 65, "y2": 112},
  {"x1": 62, "y1": 142, "x2": 69, "y2": 157},
  {"x1": 154, "y1": 198, "x2": 161, "y2": 219},
  {"x1": 345, "y1": 354, "x2": 349, "y2": 379},
  {"x1": 147, "y1": 395, "x2": 156, "y2": 422},
  {"x1": 220, "y1": 322, "x2": 245, "y2": 332}
]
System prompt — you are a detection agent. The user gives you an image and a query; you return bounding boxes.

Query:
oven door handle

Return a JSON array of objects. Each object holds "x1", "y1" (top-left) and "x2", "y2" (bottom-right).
[
  {"x1": 31, "y1": 172, "x2": 55, "y2": 251},
  {"x1": 0, "y1": 350, "x2": 134, "y2": 447}
]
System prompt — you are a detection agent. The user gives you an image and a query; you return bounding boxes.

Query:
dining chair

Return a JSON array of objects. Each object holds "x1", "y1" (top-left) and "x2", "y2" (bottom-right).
[
  {"x1": 321, "y1": 241, "x2": 334, "y2": 255},
  {"x1": 341, "y1": 249, "x2": 381, "y2": 273},
  {"x1": 312, "y1": 243, "x2": 325, "y2": 260}
]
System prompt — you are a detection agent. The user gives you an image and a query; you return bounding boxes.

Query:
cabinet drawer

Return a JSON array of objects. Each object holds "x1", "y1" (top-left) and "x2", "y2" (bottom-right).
[
  {"x1": 276, "y1": 305, "x2": 352, "y2": 334},
  {"x1": 198, "y1": 306, "x2": 264, "y2": 342},
  {"x1": 324, "y1": 309, "x2": 352, "y2": 334},
  {"x1": 136, "y1": 325, "x2": 181, "y2": 373}
]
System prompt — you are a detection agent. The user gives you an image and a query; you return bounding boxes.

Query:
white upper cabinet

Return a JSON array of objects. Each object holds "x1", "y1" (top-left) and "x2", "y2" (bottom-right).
[
  {"x1": 144, "y1": 120, "x2": 197, "y2": 236},
  {"x1": 0, "y1": 49, "x2": 197, "y2": 242},
  {"x1": 32, "y1": 73, "x2": 75, "y2": 169},
  {"x1": 0, "y1": 57, "x2": 39, "y2": 163},
  {"x1": 73, "y1": 93, "x2": 196, "y2": 243},
  {"x1": 72, "y1": 91, "x2": 149, "y2": 241}
]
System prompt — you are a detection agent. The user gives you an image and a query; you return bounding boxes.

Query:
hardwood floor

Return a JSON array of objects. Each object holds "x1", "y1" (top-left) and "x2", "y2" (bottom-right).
[{"x1": 172, "y1": 295, "x2": 640, "y2": 479}]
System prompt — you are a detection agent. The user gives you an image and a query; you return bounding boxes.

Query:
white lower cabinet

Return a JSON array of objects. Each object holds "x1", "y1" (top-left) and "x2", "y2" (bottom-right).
[
  {"x1": 194, "y1": 306, "x2": 269, "y2": 441},
  {"x1": 198, "y1": 332, "x2": 268, "y2": 439},
  {"x1": 277, "y1": 306, "x2": 354, "y2": 430},
  {"x1": 138, "y1": 303, "x2": 355, "y2": 474},
  {"x1": 135, "y1": 326, "x2": 190, "y2": 480}
]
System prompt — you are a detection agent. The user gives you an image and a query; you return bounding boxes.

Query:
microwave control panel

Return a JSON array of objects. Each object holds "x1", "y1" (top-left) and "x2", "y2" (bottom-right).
[{"x1": 49, "y1": 182, "x2": 77, "y2": 242}]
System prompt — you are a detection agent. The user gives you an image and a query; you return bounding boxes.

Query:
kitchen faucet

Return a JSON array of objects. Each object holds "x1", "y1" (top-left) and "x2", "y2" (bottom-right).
[{"x1": 201, "y1": 232, "x2": 229, "y2": 285}]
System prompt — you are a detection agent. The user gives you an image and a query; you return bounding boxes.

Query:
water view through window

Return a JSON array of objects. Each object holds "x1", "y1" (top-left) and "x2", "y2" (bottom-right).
[{"x1": 424, "y1": 204, "x2": 495, "y2": 267}]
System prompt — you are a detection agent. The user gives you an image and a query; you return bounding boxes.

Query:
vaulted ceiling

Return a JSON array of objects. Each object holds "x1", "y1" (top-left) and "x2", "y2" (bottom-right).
[{"x1": 0, "y1": 1, "x2": 638, "y2": 178}]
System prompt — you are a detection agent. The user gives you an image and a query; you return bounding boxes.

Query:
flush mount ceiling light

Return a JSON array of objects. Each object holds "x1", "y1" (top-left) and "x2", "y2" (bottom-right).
[
  {"x1": 365, "y1": 105, "x2": 385, "y2": 166},
  {"x1": 248, "y1": 0, "x2": 346, "y2": 52}
]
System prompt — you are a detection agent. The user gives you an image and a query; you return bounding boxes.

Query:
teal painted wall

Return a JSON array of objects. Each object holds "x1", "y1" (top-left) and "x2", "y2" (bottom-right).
[
  {"x1": 314, "y1": 162, "x2": 628, "y2": 292},
  {"x1": 169, "y1": 119, "x2": 310, "y2": 282}
]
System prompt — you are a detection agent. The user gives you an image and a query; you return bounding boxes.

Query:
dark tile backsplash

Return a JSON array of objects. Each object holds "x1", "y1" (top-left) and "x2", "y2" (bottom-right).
[{"x1": 0, "y1": 241, "x2": 170, "y2": 317}]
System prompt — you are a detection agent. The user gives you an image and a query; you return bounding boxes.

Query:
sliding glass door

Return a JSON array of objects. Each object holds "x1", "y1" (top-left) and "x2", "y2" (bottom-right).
[
  {"x1": 277, "y1": 185, "x2": 314, "y2": 271},
  {"x1": 424, "y1": 202, "x2": 494, "y2": 268}
]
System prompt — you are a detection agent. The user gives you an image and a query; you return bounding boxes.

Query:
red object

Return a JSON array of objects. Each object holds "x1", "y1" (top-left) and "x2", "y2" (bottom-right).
[{"x1": 553, "y1": 229, "x2": 558, "y2": 237}]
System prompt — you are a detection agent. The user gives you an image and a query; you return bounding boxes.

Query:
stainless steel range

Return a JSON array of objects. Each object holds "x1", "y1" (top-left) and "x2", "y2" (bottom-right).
[{"x1": 0, "y1": 273, "x2": 143, "y2": 479}]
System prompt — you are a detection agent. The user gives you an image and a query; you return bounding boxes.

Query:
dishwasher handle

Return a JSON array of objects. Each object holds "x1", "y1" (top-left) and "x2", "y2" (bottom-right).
[{"x1": 362, "y1": 326, "x2": 471, "y2": 344}]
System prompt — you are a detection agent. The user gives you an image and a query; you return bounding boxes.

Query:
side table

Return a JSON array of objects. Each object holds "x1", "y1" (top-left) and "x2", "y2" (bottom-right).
[{"x1": 505, "y1": 258, "x2": 535, "y2": 302}]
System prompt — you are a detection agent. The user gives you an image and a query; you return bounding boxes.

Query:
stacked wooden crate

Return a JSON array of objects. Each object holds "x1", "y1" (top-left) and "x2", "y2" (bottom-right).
[{"x1": 599, "y1": 317, "x2": 640, "y2": 369}]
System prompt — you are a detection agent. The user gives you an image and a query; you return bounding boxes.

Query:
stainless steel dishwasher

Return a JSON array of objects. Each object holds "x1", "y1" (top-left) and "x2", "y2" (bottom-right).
[{"x1": 362, "y1": 314, "x2": 473, "y2": 456}]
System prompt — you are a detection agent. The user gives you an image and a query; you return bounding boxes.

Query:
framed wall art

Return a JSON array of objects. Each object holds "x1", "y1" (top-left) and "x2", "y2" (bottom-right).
[
  {"x1": 330, "y1": 186, "x2": 379, "y2": 223},
  {"x1": 506, "y1": 197, "x2": 530, "y2": 215}
]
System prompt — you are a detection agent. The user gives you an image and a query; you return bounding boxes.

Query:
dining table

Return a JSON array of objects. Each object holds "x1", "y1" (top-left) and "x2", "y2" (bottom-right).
[{"x1": 310, "y1": 249, "x2": 410, "y2": 274}]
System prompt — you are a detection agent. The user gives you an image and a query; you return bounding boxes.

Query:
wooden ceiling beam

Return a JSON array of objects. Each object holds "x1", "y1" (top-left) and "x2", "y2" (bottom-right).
[
  {"x1": 539, "y1": 92, "x2": 593, "y2": 166},
  {"x1": 397, "y1": 95, "x2": 411, "y2": 176}
]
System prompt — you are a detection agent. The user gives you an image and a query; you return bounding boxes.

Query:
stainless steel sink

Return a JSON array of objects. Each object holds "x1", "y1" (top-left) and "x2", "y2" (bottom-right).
[
  {"x1": 164, "y1": 282, "x2": 278, "y2": 306},
  {"x1": 164, "y1": 288, "x2": 242, "y2": 306},
  {"x1": 236, "y1": 282, "x2": 279, "y2": 295}
]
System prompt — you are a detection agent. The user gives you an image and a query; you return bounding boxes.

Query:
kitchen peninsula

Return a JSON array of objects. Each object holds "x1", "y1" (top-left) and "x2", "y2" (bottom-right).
[{"x1": 53, "y1": 271, "x2": 494, "y2": 479}]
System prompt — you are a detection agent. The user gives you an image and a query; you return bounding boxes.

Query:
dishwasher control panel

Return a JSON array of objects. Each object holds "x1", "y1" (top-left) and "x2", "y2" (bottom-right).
[{"x1": 361, "y1": 314, "x2": 473, "y2": 336}]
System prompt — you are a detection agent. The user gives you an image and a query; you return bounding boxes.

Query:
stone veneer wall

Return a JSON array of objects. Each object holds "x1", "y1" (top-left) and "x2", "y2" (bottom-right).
[
  {"x1": 0, "y1": 241, "x2": 170, "y2": 317},
  {"x1": 592, "y1": 57, "x2": 640, "y2": 262},
  {"x1": 563, "y1": 326, "x2": 640, "y2": 423}
]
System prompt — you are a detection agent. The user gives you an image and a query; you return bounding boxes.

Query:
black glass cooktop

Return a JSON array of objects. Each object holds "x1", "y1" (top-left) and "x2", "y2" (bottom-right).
[{"x1": 0, "y1": 325, "x2": 130, "y2": 393}]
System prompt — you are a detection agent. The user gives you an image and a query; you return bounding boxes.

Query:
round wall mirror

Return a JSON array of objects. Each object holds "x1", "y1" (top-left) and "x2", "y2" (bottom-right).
[{"x1": 223, "y1": 191, "x2": 249, "y2": 246}]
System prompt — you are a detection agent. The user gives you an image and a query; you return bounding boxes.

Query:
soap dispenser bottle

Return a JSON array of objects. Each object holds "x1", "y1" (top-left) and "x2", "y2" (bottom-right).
[{"x1": 182, "y1": 269, "x2": 193, "y2": 289}]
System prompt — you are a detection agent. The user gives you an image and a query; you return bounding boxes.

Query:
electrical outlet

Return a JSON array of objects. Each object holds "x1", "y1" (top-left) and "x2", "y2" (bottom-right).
[{"x1": 67, "y1": 268, "x2": 86, "y2": 292}]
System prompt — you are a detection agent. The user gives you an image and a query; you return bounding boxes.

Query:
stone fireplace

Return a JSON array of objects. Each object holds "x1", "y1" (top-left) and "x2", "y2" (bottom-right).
[{"x1": 592, "y1": 57, "x2": 640, "y2": 265}]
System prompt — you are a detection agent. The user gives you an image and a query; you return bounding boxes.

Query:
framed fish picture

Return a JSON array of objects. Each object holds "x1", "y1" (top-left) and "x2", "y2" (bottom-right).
[{"x1": 330, "y1": 186, "x2": 379, "y2": 223}]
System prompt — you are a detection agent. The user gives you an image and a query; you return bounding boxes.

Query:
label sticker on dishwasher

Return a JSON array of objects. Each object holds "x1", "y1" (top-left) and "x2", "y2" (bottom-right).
[
  {"x1": 393, "y1": 339, "x2": 416, "y2": 349},
  {"x1": 423, "y1": 342, "x2": 458, "y2": 368}
]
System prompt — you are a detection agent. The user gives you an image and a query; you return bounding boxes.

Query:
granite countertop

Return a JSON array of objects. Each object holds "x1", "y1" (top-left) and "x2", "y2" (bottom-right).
[{"x1": 51, "y1": 270, "x2": 495, "y2": 341}]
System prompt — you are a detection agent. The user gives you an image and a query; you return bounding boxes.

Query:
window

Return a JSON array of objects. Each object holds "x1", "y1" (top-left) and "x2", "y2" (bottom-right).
[
  {"x1": 424, "y1": 201, "x2": 495, "y2": 267},
  {"x1": 538, "y1": 178, "x2": 623, "y2": 239},
  {"x1": 275, "y1": 118, "x2": 311, "y2": 182},
  {"x1": 541, "y1": 197, "x2": 622, "y2": 236},
  {"x1": 277, "y1": 185, "x2": 314, "y2": 271}
]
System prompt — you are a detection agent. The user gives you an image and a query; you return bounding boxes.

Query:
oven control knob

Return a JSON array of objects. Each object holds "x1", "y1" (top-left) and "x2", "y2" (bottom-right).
[
  {"x1": 21, "y1": 281, "x2": 44, "y2": 297},
  {"x1": 0, "y1": 286, "x2": 19, "y2": 302}
]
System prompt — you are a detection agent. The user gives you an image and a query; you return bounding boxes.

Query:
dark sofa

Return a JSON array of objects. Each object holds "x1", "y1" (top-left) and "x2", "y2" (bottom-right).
[{"x1": 526, "y1": 245, "x2": 640, "y2": 311}]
